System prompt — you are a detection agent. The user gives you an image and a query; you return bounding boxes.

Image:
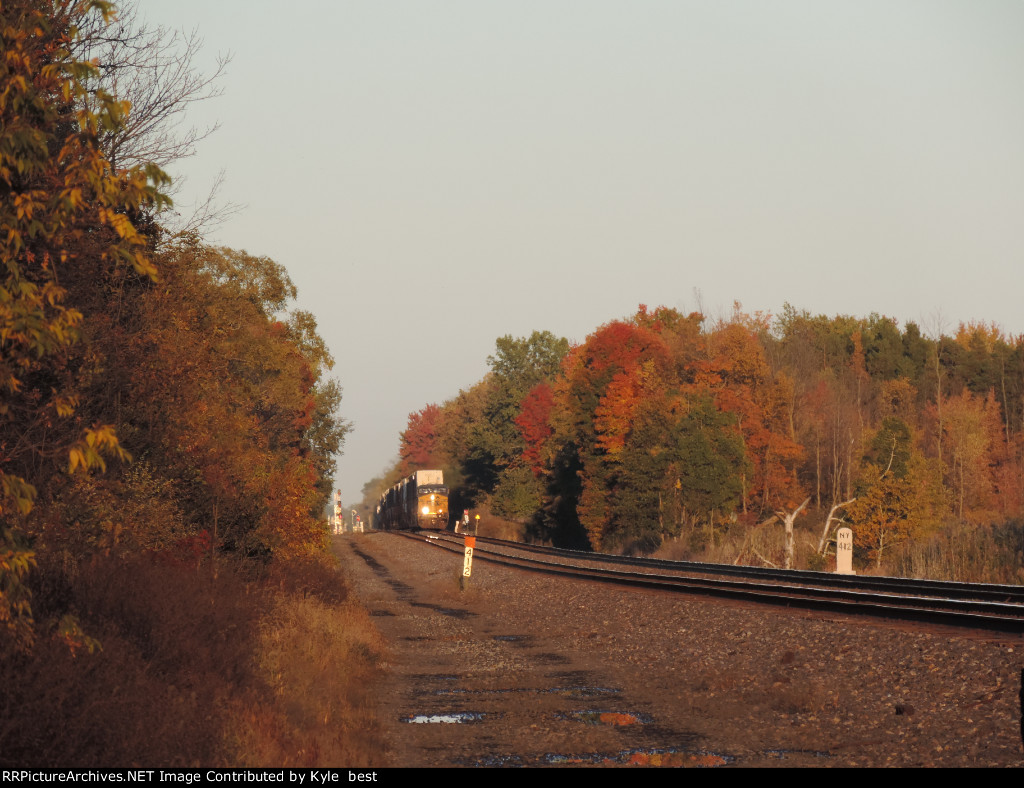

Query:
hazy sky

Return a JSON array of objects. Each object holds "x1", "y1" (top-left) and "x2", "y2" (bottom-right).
[{"x1": 133, "y1": 0, "x2": 1024, "y2": 505}]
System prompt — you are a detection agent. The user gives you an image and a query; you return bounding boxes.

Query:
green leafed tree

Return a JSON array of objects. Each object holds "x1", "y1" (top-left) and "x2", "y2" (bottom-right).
[{"x1": 465, "y1": 331, "x2": 568, "y2": 518}]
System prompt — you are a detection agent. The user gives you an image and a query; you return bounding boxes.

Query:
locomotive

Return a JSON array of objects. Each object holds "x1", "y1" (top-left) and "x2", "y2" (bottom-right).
[{"x1": 375, "y1": 469, "x2": 449, "y2": 530}]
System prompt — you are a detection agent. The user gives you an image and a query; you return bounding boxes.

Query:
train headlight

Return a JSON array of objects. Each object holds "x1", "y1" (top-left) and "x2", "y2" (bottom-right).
[{"x1": 422, "y1": 506, "x2": 430, "y2": 515}]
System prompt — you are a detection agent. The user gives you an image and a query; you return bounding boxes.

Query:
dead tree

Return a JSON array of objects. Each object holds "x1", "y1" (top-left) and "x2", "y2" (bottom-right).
[
  {"x1": 816, "y1": 498, "x2": 857, "y2": 555},
  {"x1": 777, "y1": 497, "x2": 811, "y2": 570}
]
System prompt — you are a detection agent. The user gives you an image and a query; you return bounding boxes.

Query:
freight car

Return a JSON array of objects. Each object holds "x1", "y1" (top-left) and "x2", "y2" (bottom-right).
[{"x1": 375, "y1": 469, "x2": 449, "y2": 530}]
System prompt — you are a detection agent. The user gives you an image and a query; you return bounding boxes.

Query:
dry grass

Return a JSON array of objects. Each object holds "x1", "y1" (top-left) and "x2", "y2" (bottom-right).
[
  {"x1": 881, "y1": 520, "x2": 1024, "y2": 584},
  {"x1": 473, "y1": 507, "x2": 526, "y2": 542},
  {"x1": 229, "y1": 588, "x2": 388, "y2": 767},
  {"x1": 0, "y1": 549, "x2": 388, "y2": 767},
  {"x1": 651, "y1": 520, "x2": 801, "y2": 569},
  {"x1": 649, "y1": 516, "x2": 1024, "y2": 584}
]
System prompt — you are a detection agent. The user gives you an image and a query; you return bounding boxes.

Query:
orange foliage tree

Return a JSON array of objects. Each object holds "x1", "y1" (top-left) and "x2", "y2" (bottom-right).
[{"x1": 1, "y1": 0, "x2": 169, "y2": 641}]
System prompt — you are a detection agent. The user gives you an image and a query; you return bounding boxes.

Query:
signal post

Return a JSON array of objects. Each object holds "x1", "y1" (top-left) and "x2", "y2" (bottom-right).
[{"x1": 460, "y1": 513, "x2": 480, "y2": 590}]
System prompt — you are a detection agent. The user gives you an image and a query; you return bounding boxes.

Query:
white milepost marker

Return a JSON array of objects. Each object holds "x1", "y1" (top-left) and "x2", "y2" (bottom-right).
[{"x1": 836, "y1": 527, "x2": 856, "y2": 575}]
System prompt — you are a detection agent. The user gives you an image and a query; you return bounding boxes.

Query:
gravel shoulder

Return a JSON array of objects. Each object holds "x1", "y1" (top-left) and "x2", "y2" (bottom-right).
[{"x1": 332, "y1": 531, "x2": 1024, "y2": 768}]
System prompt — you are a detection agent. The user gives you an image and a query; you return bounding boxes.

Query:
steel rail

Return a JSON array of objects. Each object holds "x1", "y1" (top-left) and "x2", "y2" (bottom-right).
[
  {"x1": 462, "y1": 533, "x2": 1024, "y2": 604},
  {"x1": 397, "y1": 531, "x2": 1024, "y2": 635}
]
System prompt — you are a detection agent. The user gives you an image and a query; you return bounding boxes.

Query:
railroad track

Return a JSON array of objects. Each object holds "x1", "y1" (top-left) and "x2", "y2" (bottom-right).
[{"x1": 391, "y1": 530, "x2": 1024, "y2": 635}]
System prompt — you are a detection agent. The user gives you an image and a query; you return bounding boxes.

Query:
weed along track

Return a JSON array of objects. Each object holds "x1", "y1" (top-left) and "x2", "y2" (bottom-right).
[{"x1": 333, "y1": 532, "x2": 1024, "y2": 768}]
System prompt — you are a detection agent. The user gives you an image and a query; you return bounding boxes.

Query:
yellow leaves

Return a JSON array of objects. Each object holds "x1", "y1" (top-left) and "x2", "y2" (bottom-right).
[
  {"x1": 130, "y1": 252, "x2": 158, "y2": 280},
  {"x1": 12, "y1": 190, "x2": 42, "y2": 221},
  {"x1": 67, "y1": 448, "x2": 87, "y2": 474},
  {"x1": 5, "y1": 227, "x2": 22, "y2": 254},
  {"x1": 54, "y1": 395, "x2": 79, "y2": 418},
  {"x1": 61, "y1": 186, "x2": 84, "y2": 211},
  {"x1": 101, "y1": 208, "x2": 135, "y2": 240},
  {"x1": 54, "y1": 614, "x2": 102, "y2": 657},
  {"x1": 0, "y1": 473, "x2": 37, "y2": 517},
  {"x1": 68, "y1": 426, "x2": 132, "y2": 474}
]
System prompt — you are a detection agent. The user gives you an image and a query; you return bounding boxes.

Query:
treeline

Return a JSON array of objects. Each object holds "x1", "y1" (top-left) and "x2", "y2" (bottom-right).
[
  {"x1": 375, "y1": 305, "x2": 1024, "y2": 580},
  {"x1": 0, "y1": 1, "x2": 371, "y2": 766},
  {"x1": 1, "y1": 2, "x2": 347, "y2": 645}
]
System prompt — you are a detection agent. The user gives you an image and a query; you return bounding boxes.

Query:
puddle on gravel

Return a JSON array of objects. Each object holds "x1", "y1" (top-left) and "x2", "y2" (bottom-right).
[
  {"x1": 558, "y1": 710, "x2": 653, "y2": 726},
  {"x1": 457, "y1": 748, "x2": 735, "y2": 768},
  {"x1": 401, "y1": 712, "x2": 487, "y2": 724},
  {"x1": 492, "y1": 634, "x2": 528, "y2": 642}
]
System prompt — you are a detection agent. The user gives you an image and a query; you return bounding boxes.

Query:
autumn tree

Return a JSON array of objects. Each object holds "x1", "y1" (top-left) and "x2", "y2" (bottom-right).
[
  {"x1": 393, "y1": 300, "x2": 1024, "y2": 571},
  {"x1": 477, "y1": 332, "x2": 568, "y2": 519},
  {"x1": 936, "y1": 389, "x2": 1000, "y2": 524},
  {"x1": 70, "y1": 0, "x2": 234, "y2": 233},
  {"x1": 432, "y1": 379, "x2": 493, "y2": 506},
  {"x1": 402, "y1": 332, "x2": 569, "y2": 521},
  {"x1": 697, "y1": 309, "x2": 805, "y2": 516},
  {"x1": 549, "y1": 319, "x2": 676, "y2": 548},
  {"x1": 610, "y1": 393, "x2": 746, "y2": 551},
  {"x1": 515, "y1": 381, "x2": 554, "y2": 476},
  {"x1": 98, "y1": 241, "x2": 348, "y2": 557},
  {"x1": 1, "y1": 0, "x2": 168, "y2": 641},
  {"x1": 399, "y1": 404, "x2": 444, "y2": 474}
]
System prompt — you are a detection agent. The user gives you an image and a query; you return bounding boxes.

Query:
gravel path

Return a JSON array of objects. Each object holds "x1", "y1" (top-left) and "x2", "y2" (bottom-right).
[{"x1": 333, "y1": 531, "x2": 1024, "y2": 768}]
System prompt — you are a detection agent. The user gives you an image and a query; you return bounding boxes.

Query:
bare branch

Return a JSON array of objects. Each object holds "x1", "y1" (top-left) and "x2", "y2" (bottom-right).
[
  {"x1": 816, "y1": 498, "x2": 857, "y2": 555},
  {"x1": 163, "y1": 169, "x2": 245, "y2": 240},
  {"x1": 71, "y1": 1, "x2": 236, "y2": 233},
  {"x1": 76, "y1": 3, "x2": 232, "y2": 172}
]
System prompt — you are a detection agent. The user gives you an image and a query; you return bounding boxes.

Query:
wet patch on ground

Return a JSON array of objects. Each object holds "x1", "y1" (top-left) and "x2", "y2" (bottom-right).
[
  {"x1": 401, "y1": 712, "x2": 489, "y2": 724},
  {"x1": 558, "y1": 710, "x2": 653, "y2": 726}
]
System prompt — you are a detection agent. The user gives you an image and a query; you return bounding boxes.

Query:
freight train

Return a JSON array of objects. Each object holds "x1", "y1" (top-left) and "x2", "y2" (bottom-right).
[{"x1": 375, "y1": 469, "x2": 450, "y2": 530}]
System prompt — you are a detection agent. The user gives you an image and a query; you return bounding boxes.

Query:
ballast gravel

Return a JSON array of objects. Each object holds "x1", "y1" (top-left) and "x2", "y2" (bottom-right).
[{"x1": 332, "y1": 531, "x2": 1024, "y2": 768}]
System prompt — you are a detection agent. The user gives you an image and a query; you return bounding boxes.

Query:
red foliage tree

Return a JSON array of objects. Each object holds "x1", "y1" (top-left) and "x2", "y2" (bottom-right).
[
  {"x1": 399, "y1": 404, "x2": 443, "y2": 474},
  {"x1": 515, "y1": 382, "x2": 554, "y2": 475}
]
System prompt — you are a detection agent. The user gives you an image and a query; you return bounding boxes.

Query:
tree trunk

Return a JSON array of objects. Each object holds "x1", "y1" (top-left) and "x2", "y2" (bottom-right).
[
  {"x1": 817, "y1": 498, "x2": 856, "y2": 554},
  {"x1": 778, "y1": 497, "x2": 811, "y2": 570}
]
